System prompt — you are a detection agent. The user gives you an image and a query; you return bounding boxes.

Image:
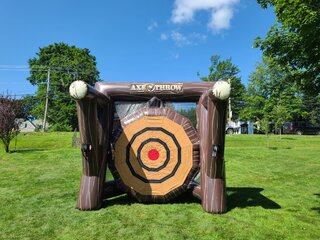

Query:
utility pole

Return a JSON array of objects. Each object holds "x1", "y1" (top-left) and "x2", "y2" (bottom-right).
[
  {"x1": 227, "y1": 79, "x2": 232, "y2": 124},
  {"x1": 42, "y1": 69, "x2": 51, "y2": 132},
  {"x1": 228, "y1": 97, "x2": 232, "y2": 123}
]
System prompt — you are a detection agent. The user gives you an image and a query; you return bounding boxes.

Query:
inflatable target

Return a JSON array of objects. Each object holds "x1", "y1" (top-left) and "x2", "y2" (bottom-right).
[
  {"x1": 109, "y1": 107, "x2": 199, "y2": 202},
  {"x1": 71, "y1": 81, "x2": 230, "y2": 213}
]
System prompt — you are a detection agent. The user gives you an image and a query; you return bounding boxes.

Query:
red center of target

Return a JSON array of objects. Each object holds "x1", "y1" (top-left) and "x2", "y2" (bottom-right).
[{"x1": 148, "y1": 149, "x2": 160, "y2": 161}]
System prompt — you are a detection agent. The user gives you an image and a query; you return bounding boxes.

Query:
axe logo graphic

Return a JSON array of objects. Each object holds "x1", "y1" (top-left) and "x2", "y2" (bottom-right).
[{"x1": 130, "y1": 83, "x2": 183, "y2": 94}]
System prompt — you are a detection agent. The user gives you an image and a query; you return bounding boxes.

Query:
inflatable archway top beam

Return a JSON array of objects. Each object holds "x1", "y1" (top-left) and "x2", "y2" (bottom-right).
[
  {"x1": 70, "y1": 80, "x2": 111, "y2": 104},
  {"x1": 70, "y1": 80, "x2": 230, "y2": 213},
  {"x1": 94, "y1": 81, "x2": 230, "y2": 101},
  {"x1": 71, "y1": 81, "x2": 231, "y2": 102}
]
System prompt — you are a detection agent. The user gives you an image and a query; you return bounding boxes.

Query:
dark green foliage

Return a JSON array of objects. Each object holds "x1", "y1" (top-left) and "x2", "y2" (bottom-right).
[
  {"x1": 177, "y1": 108, "x2": 197, "y2": 128},
  {"x1": 255, "y1": 0, "x2": 320, "y2": 95},
  {"x1": 200, "y1": 55, "x2": 246, "y2": 120},
  {"x1": 302, "y1": 94, "x2": 320, "y2": 125},
  {"x1": 241, "y1": 57, "x2": 306, "y2": 125},
  {"x1": 22, "y1": 95, "x2": 39, "y2": 117},
  {"x1": 27, "y1": 42, "x2": 100, "y2": 131},
  {"x1": 272, "y1": 104, "x2": 290, "y2": 135}
]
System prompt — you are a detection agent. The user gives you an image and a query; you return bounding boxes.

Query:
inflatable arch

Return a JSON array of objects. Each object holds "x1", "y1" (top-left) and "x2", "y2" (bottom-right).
[{"x1": 70, "y1": 81, "x2": 231, "y2": 213}]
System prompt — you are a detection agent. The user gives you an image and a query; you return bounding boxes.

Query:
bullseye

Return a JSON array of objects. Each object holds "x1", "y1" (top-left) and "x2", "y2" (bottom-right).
[{"x1": 148, "y1": 149, "x2": 159, "y2": 161}]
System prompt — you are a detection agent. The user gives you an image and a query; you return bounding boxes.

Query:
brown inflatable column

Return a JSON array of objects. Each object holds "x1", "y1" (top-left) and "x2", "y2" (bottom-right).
[
  {"x1": 76, "y1": 99, "x2": 101, "y2": 210},
  {"x1": 198, "y1": 91, "x2": 228, "y2": 213},
  {"x1": 70, "y1": 81, "x2": 112, "y2": 210}
]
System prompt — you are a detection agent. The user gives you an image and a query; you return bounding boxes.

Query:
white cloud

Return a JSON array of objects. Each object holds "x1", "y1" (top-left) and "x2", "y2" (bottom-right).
[
  {"x1": 208, "y1": 7, "x2": 233, "y2": 31},
  {"x1": 147, "y1": 21, "x2": 158, "y2": 31},
  {"x1": 164, "y1": 30, "x2": 207, "y2": 47},
  {"x1": 191, "y1": 32, "x2": 208, "y2": 42},
  {"x1": 173, "y1": 53, "x2": 180, "y2": 59},
  {"x1": 160, "y1": 33, "x2": 168, "y2": 40},
  {"x1": 171, "y1": 31, "x2": 192, "y2": 46},
  {"x1": 171, "y1": 0, "x2": 239, "y2": 32}
]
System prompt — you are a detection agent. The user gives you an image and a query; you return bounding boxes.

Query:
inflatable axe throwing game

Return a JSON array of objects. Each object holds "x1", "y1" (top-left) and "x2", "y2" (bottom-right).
[{"x1": 69, "y1": 80, "x2": 231, "y2": 213}]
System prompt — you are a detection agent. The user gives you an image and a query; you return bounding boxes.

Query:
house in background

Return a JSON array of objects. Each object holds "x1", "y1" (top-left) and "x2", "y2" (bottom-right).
[
  {"x1": 18, "y1": 119, "x2": 45, "y2": 132},
  {"x1": 226, "y1": 120, "x2": 254, "y2": 134}
]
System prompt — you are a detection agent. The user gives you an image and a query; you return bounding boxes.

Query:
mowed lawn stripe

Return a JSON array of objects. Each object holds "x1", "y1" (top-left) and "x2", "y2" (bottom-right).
[{"x1": 0, "y1": 133, "x2": 319, "y2": 239}]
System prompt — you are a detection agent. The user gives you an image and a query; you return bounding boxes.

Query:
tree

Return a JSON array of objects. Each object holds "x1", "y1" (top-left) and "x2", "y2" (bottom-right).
[
  {"x1": 22, "y1": 95, "x2": 39, "y2": 118},
  {"x1": 0, "y1": 96, "x2": 23, "y2": 153},
  {"x1": 27, "y1": 42, "x2": 100, "y2": 131},
  {"x1": 240, "y1": 57, "x2": 305, "y2": 125},
  {"x1": 255, "y1": 0, "x2": 320, "y2": 95},
  {"x1": 272, "y1": 104, "x2": 290, "y2": 136},
  {"x1": 177, "y1": 108, "x2": 197, "y2": 127},
  {"x1": 200, "y1": 55, "x2": 246, "y2": 120}
]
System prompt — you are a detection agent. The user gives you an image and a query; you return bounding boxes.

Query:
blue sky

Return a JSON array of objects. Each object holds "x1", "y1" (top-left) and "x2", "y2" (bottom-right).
[{"x1": 0, "y1": 0, "x2": 275, "y2": 96}]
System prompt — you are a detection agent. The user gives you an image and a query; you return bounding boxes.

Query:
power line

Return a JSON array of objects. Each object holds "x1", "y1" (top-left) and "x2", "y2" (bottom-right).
[
  {"x1": 0, "y1": 65, "x2": 28, "y2": 68},
  {"x1": 0, "y1": 94, "x2": 36, "y2": 97},
  {"x1": 0, "y1": 65, "x2": 98, "y2": 75}
]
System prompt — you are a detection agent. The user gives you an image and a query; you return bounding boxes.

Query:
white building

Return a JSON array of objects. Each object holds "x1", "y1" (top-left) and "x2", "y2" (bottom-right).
[{"x1": 18, "y1": 119, "x2": 46, "y2": 132}]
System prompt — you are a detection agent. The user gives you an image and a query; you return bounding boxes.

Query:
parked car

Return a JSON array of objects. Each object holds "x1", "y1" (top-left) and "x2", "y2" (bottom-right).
[
  {"x1": 226, "y1": 125, "x2": 238, "y2": 134},
  {"x1": 225, "y1": 121, "x2": 254, "y2": 134},
  {"x1": 282, "y1": 121, "x2": 320, "y2": 135}
]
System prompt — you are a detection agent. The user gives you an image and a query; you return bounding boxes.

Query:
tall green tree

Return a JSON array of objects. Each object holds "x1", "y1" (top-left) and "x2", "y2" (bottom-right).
[
  {"x1": 200, "y1": 55, "x2": 246, "y2": 120},
  {"x1": 255, "y1": 0, "x2": 320, "y2": 95},
  {"x1": 272, "y1": 104, "x2": 290, "y2": 135},
  {"x1": 27, "y1": 43, "x2": 100, "y2": 131},
  {"x1": 177, "y1": 108, "x2": 197, "y2": 127},
  {"x1": 240, "y1": 57, "x2": 305, "y2": 124},
  {"x1": 22, "y1": 95, "x2": 38, "y2": 118}
]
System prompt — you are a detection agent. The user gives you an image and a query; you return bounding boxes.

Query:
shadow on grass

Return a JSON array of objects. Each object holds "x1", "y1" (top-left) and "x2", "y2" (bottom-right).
[
  {"x1": 281, "y1": 137, "x2": 296, "y2": 140},
  {"x1": 268, "y1": 147, "x2": 292, "y2": 150},
  {"x1": 171, "y1": 192, "x2": 201, "y2": 204},
  {"x1": 102, "y1": 187, "x2": 281, "y2": 212},
  {"x1": 102, "y1": 191, "x2": 200, "y2": 208},
  {"x1": 10, "y1": 148, "x2": 47, "y2": 153},
  {"x1": 227, "y1": 187, "x2": 281, "y2": 211},
  {"x1": 102, "y1": 194, "x2": 138, "y2": 207},
  {"x1": 311, "y1": 207, "x2": 320, "y2": 213},
  {"x1": 311, "y1": 193, "x2": 320, "y2": 214},
  {"x1": 268, "y1": 147, "x2": 279, "y2": 150}
]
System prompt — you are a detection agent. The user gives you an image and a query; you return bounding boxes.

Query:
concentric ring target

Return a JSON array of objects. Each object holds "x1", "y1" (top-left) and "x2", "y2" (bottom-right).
[
  {"x1": 126, "y1": 128, "x2": 181, "y2": 183},
  {"x1": 136, "y1": 138, "x2": 170, "y2": 172},
  {"x1": 109, "y1": 107, "x2": 200, "y2": 202}
]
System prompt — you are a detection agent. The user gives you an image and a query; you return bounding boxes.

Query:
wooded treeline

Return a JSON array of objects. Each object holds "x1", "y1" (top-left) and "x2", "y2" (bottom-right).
[{"x1": 1, "y1": 1, "x2": 319, "y2": 152}]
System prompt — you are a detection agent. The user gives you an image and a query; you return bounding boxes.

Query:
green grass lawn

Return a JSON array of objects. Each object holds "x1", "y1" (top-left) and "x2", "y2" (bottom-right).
[{"x1": 0, "y1": 133, "x2": 319, "y2": 239}]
